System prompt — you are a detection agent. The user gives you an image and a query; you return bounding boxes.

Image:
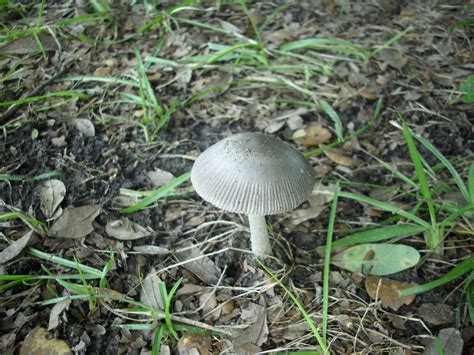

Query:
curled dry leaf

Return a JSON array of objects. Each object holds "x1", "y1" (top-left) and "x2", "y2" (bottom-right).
[
  {"x1": 48, "y1": 298, "x2": 71, "y2": 331},
  {"x1": 48, "y1": 205, "x2": 101, "y2": 239},
  {"x1": 39, "y1": 179, "x2": 66, "y2": 219},
  {"x1": 292, "y1": 122, "x2": 332, "y2": 146},
  {"x1": 105, "y1": 218, "x2": 151, "y2": 241},
  {"x1": 73, "y1": 118, "x2": 95, "y2": 137},
  {"x1": 0, "y1": 230, "x2": 33, "y2": 264},
  {"x1": 365, "y1": 276, "x2": 417, "y2": 311}
]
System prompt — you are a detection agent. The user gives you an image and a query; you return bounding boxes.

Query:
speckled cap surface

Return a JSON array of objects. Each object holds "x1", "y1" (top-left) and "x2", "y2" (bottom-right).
[{"x1": 191, "y1": 132, "x2": 315, "y2": 215}]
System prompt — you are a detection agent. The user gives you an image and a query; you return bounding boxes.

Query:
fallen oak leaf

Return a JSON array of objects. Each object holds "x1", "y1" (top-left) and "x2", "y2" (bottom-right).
[
  {"x1": 48, "y1": 205, "x2": 101, "y2": 239},
  {"x1": 365, "y1": 276, "x2": 417, "y2": 311}
]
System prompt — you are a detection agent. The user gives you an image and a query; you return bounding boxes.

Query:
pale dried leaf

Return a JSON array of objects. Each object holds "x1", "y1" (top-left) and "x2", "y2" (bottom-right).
[
  {"x1": 147, "y1": 168, "x2": 175, "y2": 188},
  {"x1": 175, "y1": 243, "x2": 221, "y2": 284},
  {"x1": 0, "y1": 33, "x2": 58, "y2": 55},
  {"x1": 291, "y1": 183, "x2": 336, "y2": 224},
  {"x1": 323, "y1": 148, "x2": 354, "y2": 166},
  {"x1": 418, "y1": 303, "x2": 455, "y2": 325},
  {"x1": 39, "y1": 179, "x2": 66, "y2": 219},
  {"x1": 19, "y1": 327, "x2": 71, "y2": 355},
  {"x1": 73, "y1": 119, "x2": 95, "y2": 137},
  {"x1": 424, "y1": 328, "x2": 463, "y2": 355},
  {"x1": 293, "y1": 122, "x2": 332, "y2": 146},
  {"x1": 48, "y1": 298, "x2": 71, "y2": 331},
  {"x1": 378, "y1": 48, "x2": 408, "y2": 69},
  {"x1": 140, "y1": 268, "x2": 164, "y2": 310},
  {"x1": 365, "y1": 276, "x2": 417, "y2": 311},
  {"x1": 0, "y1": 230, "x2": 32, "y2": 264},
  {"x1": 105, "y1": 218, "x2": 151, "y2": 241},
  {"x1": 232, "y1": 310, "x2": 268, "y2": 352},
  {"x1": 177, "y1": 332, "x2": 212, "y2": 355},
  {"x1": 48, "y1": 205, "x2": 101, "y2": 239}
]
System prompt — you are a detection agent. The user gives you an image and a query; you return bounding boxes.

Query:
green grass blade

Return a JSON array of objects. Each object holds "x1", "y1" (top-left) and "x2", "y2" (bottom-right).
[
  {"x1": 402, "y1": 121, "x2": 437, "y2": 229},
  {"x1": 405, "y1": 124, "x2": 470, "y2": 204},
  {"x1": 0, "y1": 91, "x2": 87, "y2": 107},
  {"x1": 338, "y1": 190, "x2": 431, "y2": 228},
  {"x1": 319, "y1": 100, "x2": 343, "y2": 142},
  {"x1": 399, "y1": 256, "x2": 474, "y2": 296},
  {"x1": 258, "y1": 260, "x2": 326, "y2": 354},
  {"x1": 330, "y1": 224, "x2": 428, "y2": 248},
  {"x1": 280, "y1": 38, "x2": 368, "y2": 61},
  {"x1": 28, "y1": 248, "x2": 103, "y2": 277},
  {"x1": 370, "y1": 26, "x2": 412, "y2": 57},
  {"x1": 165, "y1": 278, "x2": 182, "y2": 341},
  {"x1": 122, "y1": 172, "x2": 191, "y2": 213},
  {"x1": 468, "y1": 162, "x2": 474, "y2": 203},
  {"x1": 322, "y1": 183, "x2": 339, "y2": 344},
  {"x1": 151, "y1": 324, "x2": 165, "y2": 355}
]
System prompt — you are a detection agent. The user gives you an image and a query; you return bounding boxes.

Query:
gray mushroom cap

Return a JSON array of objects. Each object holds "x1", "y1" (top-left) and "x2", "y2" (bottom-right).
[{"x1": 191, "y1": 132, "x2": 315, "y2": 216}]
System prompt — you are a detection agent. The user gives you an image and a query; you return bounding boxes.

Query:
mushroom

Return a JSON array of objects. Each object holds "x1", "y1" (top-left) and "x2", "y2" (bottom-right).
[{"x1": 191, "y1": 132, "x2": 315, "y2": 256}]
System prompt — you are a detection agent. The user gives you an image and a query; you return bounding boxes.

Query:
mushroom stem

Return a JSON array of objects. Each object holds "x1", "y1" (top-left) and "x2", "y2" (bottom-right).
[{"x1": 248, "y1": 214, "x2": 271, "y2": 256}]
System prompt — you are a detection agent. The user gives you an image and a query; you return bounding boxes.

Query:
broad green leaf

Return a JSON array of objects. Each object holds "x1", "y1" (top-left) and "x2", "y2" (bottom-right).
[
  {"x1": 331, "y1": 224, "x2": 428, "y2": 247},
  {"x1": 331, "y1": 243, "x2": 420, "y2": 276}
]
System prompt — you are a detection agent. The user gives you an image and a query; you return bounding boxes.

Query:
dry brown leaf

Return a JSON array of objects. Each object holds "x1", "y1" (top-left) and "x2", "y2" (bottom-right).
[
  {"x1": 323, "y1": 148, "x2": 354, "y2": 166},
  {"x1": 359, "y1": 89, "x2": 379, "y2": 100},
  {"x1": 378, "y1": 48, "x2": 408, "y2": 69},
  {"x1": 147, "y1": 167, "x2": 175, "y2": 188},
  {"x1": 418, "y1": 303, "x2": 455, "y2": 325},
  {"x1": 105, "y1": 218, "x2": 151, "y2": 241},
  {"x1": 93, "y1": 66, "x2": 113, "y2": 76},
  {"x1": 39, "y1": 179, "x2": 66, "y2": 219},
  {"x1": 0, "y1": 230, "x2": 33, "y2": 264},
  {"x1": 175, "y1": 243, "x2": 221, "y2": 284},
  {"x1": 291, "y1": 182, "x2": 336, "y2": 224},
  {"x1": 0, "y1": 33, "x2": 58, "y2": 55},
  {"x1": 48, "y1": 205, "x2": 101, "y2": 239},
  {"x1": 19, "y1": 327, "x2": 71, "y2": 355},
  {"x1": 140, "y1": 268, "x2": 164, "y2": 310},
  {"x1": 365, "y1": 276, "x2": 417, "y2": 311},
  {"x1": 424, "y1": 328, "x2": 463, "y2": 355},
  {"x1": 48, "y1": 298, "x2": 71, "y2": 331},
  {"x1": 177, "y1": 332, "x2": 212, "y2": 355},
  {"x1": 293, "y1": 122, "x2": 332, "y2": 146},
  {"x1": 232, "y1": 310, "x2": 268, "y2": 352}
]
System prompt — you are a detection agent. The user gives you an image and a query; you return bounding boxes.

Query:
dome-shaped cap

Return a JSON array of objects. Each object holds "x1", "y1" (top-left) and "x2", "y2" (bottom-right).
[{"x1": 191, "y1": 132, "x2": 315, "y2": 215}]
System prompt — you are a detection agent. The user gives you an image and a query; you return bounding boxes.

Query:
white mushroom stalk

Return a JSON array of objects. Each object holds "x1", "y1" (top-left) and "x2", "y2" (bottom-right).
[
  {"x1": 248, "y1": 214, "x2": 271, "y2": 256},
  {"x1": 191, "y1": 132, "x2": 315, "y2": 257}
]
